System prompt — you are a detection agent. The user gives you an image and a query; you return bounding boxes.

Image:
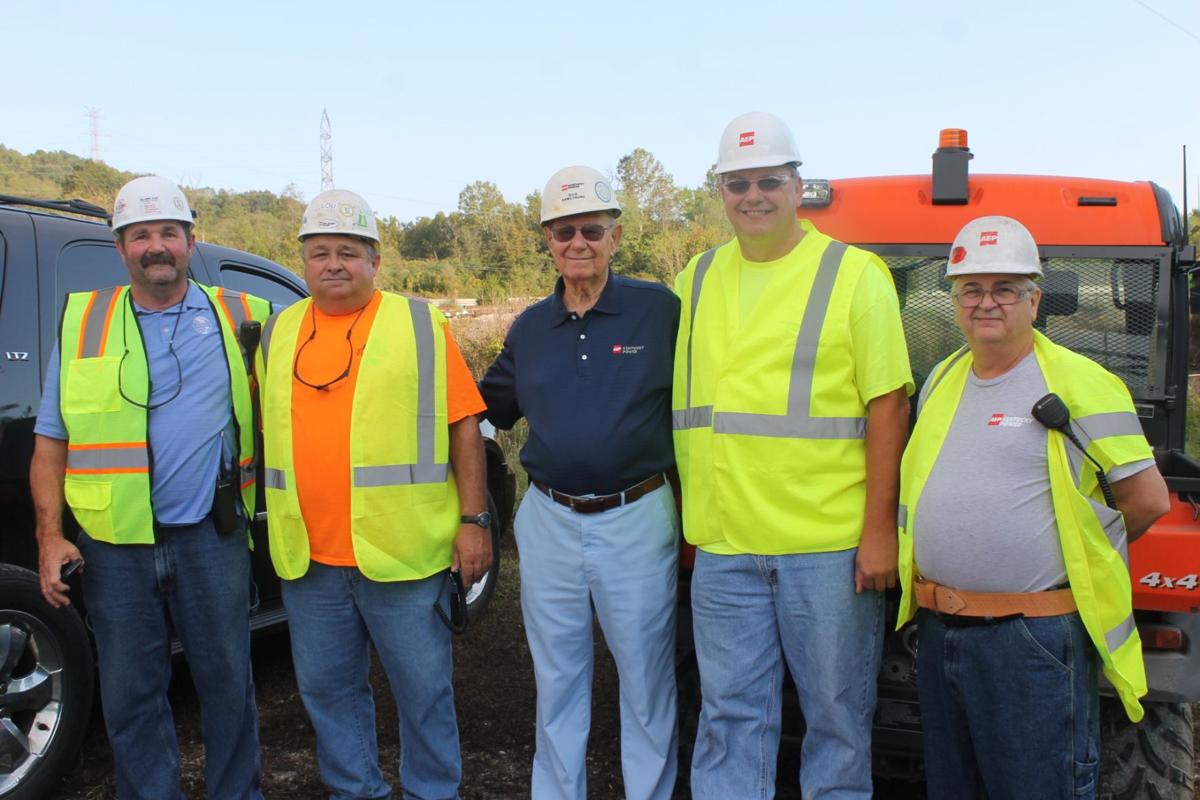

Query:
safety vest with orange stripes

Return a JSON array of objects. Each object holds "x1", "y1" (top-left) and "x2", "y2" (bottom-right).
[
  {"x1": 897, "y1": 331, "x2": 1149, "y2": 721},
  {"x1": 57, "y1": 282, "x2": 270, "y2": 544}
]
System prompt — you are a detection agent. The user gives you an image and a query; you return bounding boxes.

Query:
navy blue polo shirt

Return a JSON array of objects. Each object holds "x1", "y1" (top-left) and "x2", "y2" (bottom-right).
[{"x1": 479, "y1": 272, "x2": 680, "y2": 496}]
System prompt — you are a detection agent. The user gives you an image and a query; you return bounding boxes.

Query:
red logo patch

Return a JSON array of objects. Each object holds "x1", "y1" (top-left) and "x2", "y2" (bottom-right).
[
  {"x1": 738, "y1": 131, "x2": 755, "y2": 148},
  {"x1": 988, "y1": 413, "x2": 1004, "y2": 427},
  {"x1": 612, "y1": 344, "x2": 623, "y2": 354},
  {"x1": 950, "y1": 246, "x2": 967, "y2": 264},
  {"x1": 979, "y1": 231, "x2": 999, "y2": 246}
]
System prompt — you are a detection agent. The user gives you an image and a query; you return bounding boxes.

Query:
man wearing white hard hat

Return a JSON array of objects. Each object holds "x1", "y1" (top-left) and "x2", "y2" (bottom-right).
[
  {"x1": 480, "y1": 165, "x2": 681, "y2": 799},
  {"x1": 257, "y1": 189, "x2": 489, "y2": 799},
  {"x1": 896, "y1": 216, "x2": 1169, "y2": 798},
  {"x1": 672, "y1": 112, "x2": 913, "y2": 797},
  {"x1": 31, "y1": 176, "x2": 271, "y2": 799}
]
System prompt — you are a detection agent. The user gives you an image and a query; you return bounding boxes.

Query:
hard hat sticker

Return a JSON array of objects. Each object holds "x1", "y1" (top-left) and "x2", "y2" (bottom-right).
[
  {"x1": 318, "y1": 219, "x2": 337, "y2": 229},
  {"x1": 339, "y1": 204, "x2": 355, "y2": 217},
  {"x1": 979, "y1": 231, "x2": 999, "y2": 246},
  {"x1": 950, "y1": 246, "x2": 967, "y2": 264},
  {"x1": 595, "y1": 182, "x2": 612, "y2": 203},
  {"x1": 173, "y1": 197, "x2": 184, "y2": 211},
  {"x1": 561, "y1": 181, "x2": 584, "y2": 192},
  {"x1": 356, "y1": 213, "x2": 369, "y2": 228},
  {"x1": 739, "y1": 131, "x2": 755, "y2": 148}
]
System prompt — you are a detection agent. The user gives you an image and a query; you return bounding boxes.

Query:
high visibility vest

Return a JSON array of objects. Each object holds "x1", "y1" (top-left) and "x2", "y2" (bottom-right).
[
  {"x1": 897, "y1": 330, "x2": 1149, "y2": 721},
  {"x1": 672, "y1": 225, "x2": 904, "y2": 553},
  {"x1": 58, "y1": 282, "x2": 266, "y2": 545},
  {"x1": 259, "y1": 293, "x2": 459, "y2": 582}
]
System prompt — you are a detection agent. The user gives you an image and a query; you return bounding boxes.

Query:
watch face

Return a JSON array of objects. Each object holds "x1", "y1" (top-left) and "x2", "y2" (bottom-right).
[{"x1": 463, "y1": 512, "x2": 491, "y2": 528}]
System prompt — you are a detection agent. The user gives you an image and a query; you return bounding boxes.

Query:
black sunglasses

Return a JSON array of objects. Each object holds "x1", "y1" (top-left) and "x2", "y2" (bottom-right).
[
  {"x1": 721, "y1": 175, "x2": 792, "y2": 195},
  {"x1": 549, "y1": 223, "x2": 614, "y2": 243},
  {"x1": 434, "y1": 569, "x2": 469, "y2": 634}
]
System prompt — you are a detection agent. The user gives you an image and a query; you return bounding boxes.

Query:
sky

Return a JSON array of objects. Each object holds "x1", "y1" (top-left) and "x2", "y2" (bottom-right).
[{"x1": 5, "y1": 0, "x2": 1198, "y2": 223}]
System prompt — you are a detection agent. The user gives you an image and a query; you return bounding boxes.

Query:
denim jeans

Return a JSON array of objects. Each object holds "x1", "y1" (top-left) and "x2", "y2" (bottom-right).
[
  {"x1": 689, "y1": 549, "x2": 882, "y2": 800},
  {"x1": 916, "y1": 610, "x2": 1100, "y2": 800},
  {"x1": 281, "y1": 563, "x2": 460, "y2": 800},
  {"x1": 77, "y1": 518, "x2": 262, "y2": 800},
  {"x1": 515, "y1": 483, "x2": 679, "y2": 800}
]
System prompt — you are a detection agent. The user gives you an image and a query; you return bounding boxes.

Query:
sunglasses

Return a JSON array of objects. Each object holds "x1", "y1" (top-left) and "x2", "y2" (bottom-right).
[
  {"x1": 549, "y1": 222, "x2": 615, "y2": 243},
  {"x1": 721, "y1": 175, "x2": 792, "y2": 195}
]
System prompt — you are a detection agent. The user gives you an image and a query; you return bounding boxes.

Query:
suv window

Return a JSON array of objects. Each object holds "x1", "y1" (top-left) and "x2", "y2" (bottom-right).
[
  {"x1": 57, "y1": 242, "x2": 129, "y2": 300},
  {"x1": 219, "y1": 263, "x2": 305, "y2": 308}
]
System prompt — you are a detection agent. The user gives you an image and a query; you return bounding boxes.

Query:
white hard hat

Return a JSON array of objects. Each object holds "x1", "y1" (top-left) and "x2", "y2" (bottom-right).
[
  {"x1": 298, "y1": 189, "x2": 380, "y2": 243},
  {"x1": 715, "y1": 112, "x2": 802, "y2": 174},
  {"x1": 111, "y1": 176, "x2": 193, "y2": 232},
  {"x1": 540, "y1": 165, "x2": 621, "y2": 224},
  {"x1": 947, "y1": 216, "x2": 1043, "y2": 278}
]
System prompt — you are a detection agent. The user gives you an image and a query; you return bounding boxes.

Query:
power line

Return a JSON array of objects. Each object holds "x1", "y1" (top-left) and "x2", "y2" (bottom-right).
[{"x1": 1132, "y1": 0, "x2": 1200, "y2": 42}]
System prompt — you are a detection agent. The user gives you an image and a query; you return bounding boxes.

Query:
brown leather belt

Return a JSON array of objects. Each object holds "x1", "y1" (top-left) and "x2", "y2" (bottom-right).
[
  {"x1": 915, "y1": 578, "x2": 1077, "y2": 618},
  {"x1": 531, "y1": 473, "x2": 666, "y2": 514}
]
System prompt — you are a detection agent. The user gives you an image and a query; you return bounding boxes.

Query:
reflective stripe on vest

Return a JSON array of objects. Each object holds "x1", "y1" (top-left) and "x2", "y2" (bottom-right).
[
  {"x1": 351, "y1": 300, "x2": 448, "y2": 487},
  {"x1": 213, "y1": 287, "x2": 251, "y2": 334},
  {"x1": 77, "y1": 287, "x2": 121, "y2": 359},
  {"x1": 264, "y1": 467, "x2": 286, "y2": 490},
  {"x1": 66, "y1": 442, "x2": 149, "y2": 473},
  {"x1": 260, "y1": 312, "x2": 280, "y2": 372},
  {"x1": 673, "y1": 241, "x2": 863, "y2": 438}
]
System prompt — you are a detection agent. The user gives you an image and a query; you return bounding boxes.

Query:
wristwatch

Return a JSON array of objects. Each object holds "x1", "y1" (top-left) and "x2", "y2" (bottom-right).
[{"x1": 460, "y1": 512, "x2": 492, "y2": 528}]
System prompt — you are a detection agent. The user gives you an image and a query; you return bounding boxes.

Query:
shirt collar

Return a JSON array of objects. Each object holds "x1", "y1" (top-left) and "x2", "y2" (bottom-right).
[
  {"x1": 132, "y1": 280, "x2": 208, "y2": 314},
  {"x1": 549, "y1": 271, "x2": 622, "y2": 327}
]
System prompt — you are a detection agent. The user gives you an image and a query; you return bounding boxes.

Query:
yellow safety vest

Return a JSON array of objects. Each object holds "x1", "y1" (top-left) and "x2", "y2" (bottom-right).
[
  {"x1": 672, "y1": 224, "x2": 904, "y2": 553},
  {"x1": 897, "y1": 331, "x2": 1149, "y2": 721},
  {"x1": 259, "y1": 293, "x2": 459, "y2": 582},
  {"x1": 58, "y1": 283, "x2": 267, "y2": 545}
]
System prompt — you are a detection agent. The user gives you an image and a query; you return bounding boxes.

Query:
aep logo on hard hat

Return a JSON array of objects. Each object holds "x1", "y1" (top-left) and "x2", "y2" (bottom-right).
[
  {"x1": 979, "y1": 231, "x2": 999, "y2": 246},
  {"x1": 739, "y1": 131, "x2": 755, "y2": 148}
]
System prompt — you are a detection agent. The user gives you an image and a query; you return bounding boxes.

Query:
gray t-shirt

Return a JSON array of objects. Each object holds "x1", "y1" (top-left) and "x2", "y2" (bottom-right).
[{"x1": 914, "y1": 353, "x2": 1068, "y2": 592}]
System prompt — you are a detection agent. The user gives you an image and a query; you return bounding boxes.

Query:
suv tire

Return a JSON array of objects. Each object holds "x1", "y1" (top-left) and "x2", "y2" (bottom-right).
[
  {"x1": 1098, "y1": 698, "x2": 1195, "y2": 799},
  {"x1": 0, "y1": 564, "x2": 94, "y2": 799}
]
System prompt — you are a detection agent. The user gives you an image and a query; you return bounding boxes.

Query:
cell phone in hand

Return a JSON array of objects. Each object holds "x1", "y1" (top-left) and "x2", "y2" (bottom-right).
[{"x1": 61, "y1": 558, "x2": 84, "y2": 580}]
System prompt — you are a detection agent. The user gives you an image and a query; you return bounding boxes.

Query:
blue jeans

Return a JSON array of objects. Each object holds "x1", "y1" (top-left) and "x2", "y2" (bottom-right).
[
  {"x1": 77, "y1": 518, "x2": 262, "y2": 800},
  {"x1": 916, "y1": 610, "x2": 1100, "y2": 800},
  {"x1": 689, "y1": 548, "x2": 882, "y2": 800},
  {"x1": 281, "y1": 563, "x2": 460, "y2": 800},
  {"x1": 515, "y1": 483, "x2": 679, "y2": 800}
]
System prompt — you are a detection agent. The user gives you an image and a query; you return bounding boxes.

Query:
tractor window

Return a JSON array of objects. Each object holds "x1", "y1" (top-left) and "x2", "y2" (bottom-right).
[{"x1": 880, "y1": 251, "x2": 1165, "y2": 398}]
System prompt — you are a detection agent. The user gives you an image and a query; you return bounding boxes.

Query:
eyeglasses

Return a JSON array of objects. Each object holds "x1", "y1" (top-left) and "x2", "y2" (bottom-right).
[
  {"x1": 721, "y1": 175, "x2": 793, "y2": 195},
  {"x1": 952, "y1": 286, "x2": 1032, "y2": 308},
  {"x1": 434, "y1": 569, "x2": 469, "y2": 634},
  {"x1": 549, "y1": 223, "x2": 615, "y2": 243}
]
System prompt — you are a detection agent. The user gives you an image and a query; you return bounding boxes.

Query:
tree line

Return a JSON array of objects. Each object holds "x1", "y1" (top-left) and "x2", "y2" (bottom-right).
[{"x1": 0, "y1": 145, "x2": 732, "y2": 302}]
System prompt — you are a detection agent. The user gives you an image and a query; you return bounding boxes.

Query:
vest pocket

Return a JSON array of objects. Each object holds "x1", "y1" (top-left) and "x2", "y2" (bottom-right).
[
  {"x1": 64, "y1": 479, "x2": 113, "y2": 541},
  {"x1": 64, "y1": 357, "x2": 123, "y2": 413}
]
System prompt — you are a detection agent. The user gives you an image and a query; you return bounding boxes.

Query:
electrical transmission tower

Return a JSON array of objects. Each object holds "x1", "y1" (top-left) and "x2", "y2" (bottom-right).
[
  {"x1": 86, "y1": 107, "x2": 102, "y2": 161},
  {"x1": 320, "y1": 109, "x2": 334, "y2": 191}
]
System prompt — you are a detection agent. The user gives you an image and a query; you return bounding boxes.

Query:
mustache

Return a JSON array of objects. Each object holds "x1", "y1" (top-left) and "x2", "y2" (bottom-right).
[{"x1": 140, "y1": 253, "x2": 176, "y2": 268}]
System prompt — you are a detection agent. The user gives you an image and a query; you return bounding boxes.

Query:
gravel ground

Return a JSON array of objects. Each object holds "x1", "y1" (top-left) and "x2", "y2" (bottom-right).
[{"x1": 45, "y1": 536, "x2": 1198, "y2": 798}]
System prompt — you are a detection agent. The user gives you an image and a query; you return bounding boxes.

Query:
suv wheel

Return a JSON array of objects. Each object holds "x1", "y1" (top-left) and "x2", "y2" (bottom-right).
[
  {"x1": 0, "y1": 564, "x2": 93, "y2": 799},
  {"x1": 464, "y1": 493, "x2": 502, "y2": 625},
  {"x1": 1098, "y1": 698, "x2": 1195, "y2": 799}
]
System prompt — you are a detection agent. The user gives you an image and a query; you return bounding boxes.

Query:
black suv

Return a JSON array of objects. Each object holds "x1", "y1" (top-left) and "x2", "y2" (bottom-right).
[{"x1": 0, "y1": 196, "x2": 515, "y2": 799}]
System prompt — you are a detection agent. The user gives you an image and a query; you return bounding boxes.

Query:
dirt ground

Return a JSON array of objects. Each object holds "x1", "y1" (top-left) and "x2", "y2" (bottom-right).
[{"x1": 44, "y1": 534, "x2": 1199, "y2": 798}]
